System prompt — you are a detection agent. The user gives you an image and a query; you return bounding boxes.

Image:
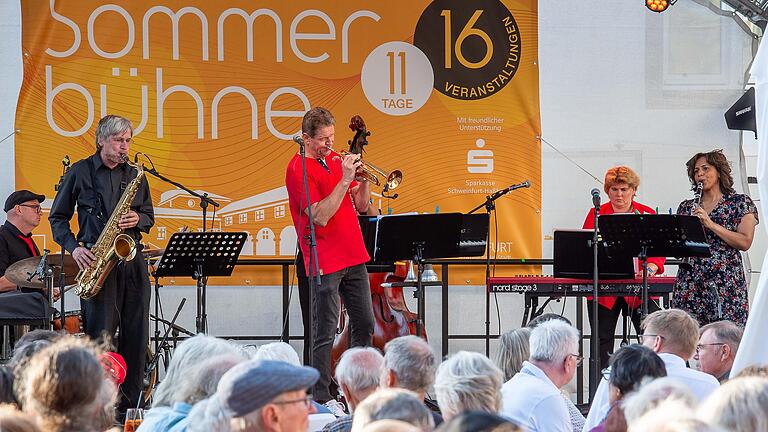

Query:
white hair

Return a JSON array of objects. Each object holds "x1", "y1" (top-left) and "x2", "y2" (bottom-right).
[
  {"x1": 383, "y1": 336, "x2": 437, "y2": 393},
  {"x1": 95, "y1": 114, "x2": 132, "y2": 149},
  {"x1": 529, "y1": 319, "x2": 579, "y2": 364},
  {"x1": 335, "y1": 347, "x2": 383, "y2": 395},
  {"x1": 622, "y1": 377, "x2": 697, "y2": 425},
  {"x1": 350, "y1": 388, "x2": 434, "y2": 432},
  {"x1": 434, "y1": 351, "x2": 503, "y2": 420},
  {"x1": 175, "y1": 354, "x2": 245, "y2": 404},
  {"x1": 697, "y1": 377, "x2": 768, "y2": 432},
  {"x1": 186, "y1": 394, "x2": 233, "y2": 432},
  {"x1": 253, "y1": 342, "x2": 301, "y2": 366},
  {"x1": 152, "y1": 334, "x2": 243, "y2": 408}
]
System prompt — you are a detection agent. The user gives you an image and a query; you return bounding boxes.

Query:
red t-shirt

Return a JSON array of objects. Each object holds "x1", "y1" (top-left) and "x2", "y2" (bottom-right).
[
  {"x1": 582, "y1": 201, "x2": 666, "y2": 309},
  {"x1": 285, "y1": 151, "x2": 370, "y2": 275}
]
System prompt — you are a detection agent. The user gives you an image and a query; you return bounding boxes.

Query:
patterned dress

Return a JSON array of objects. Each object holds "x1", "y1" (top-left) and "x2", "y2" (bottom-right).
[{"x1": 672, "y1": 193, "x2": 759, "y2": 326}]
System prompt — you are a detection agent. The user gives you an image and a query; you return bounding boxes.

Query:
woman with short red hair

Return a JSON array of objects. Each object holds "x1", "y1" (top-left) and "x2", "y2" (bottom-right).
[{"x1": 582, "y1": 166, "x2": 666, "y2": 369}]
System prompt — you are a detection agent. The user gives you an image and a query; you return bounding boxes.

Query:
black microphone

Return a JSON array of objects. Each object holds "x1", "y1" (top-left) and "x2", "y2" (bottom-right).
[
  {"x1": 27, "y1": 249, "x2": 50, "y2": 282},
  {"x1": 591, "y1": 188, "x2": 601, "y2": 207},
  {"x1": 293, "y1": 135, "x2": 305, "y2": 146}
]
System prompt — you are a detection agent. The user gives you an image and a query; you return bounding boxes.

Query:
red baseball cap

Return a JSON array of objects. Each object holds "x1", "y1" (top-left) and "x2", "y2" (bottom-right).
[{"x1": 100, "y1": 352, "x2": 127, "y2": 385}]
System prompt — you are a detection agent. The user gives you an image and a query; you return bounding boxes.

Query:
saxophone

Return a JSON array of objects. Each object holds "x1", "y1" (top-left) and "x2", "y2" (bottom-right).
[{"x1": 75, "y1": 156, "x2": 144, "y2": 299}]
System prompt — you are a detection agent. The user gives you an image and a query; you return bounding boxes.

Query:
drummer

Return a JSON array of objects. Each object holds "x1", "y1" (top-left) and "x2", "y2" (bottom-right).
[
  {"x1": 0, "y1": 190, "x2": 61, "y2": 300},
  {"x1": 0, "y1": 190, "x2": 47, "y2": 292}
]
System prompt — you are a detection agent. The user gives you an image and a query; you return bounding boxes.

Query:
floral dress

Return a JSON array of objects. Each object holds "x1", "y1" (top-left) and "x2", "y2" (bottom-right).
[{"x1": 672, "y1": 193, "x2": 758, "y2": 326}]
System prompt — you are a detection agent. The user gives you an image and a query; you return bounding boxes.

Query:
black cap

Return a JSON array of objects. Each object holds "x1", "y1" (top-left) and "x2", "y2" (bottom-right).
[{"x1": 4, "y1": 190, "x2": 45, "y2": 212}]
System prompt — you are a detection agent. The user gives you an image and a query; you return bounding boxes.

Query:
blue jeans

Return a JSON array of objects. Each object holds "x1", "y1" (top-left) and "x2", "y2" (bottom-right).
[{"x1": 312, "y1": 263, "x2": 374, "y2": 401}]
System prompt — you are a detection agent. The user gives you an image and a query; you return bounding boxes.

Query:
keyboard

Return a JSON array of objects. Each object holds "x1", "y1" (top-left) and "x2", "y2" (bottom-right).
[{"x1": 487, "y1": 276, "x2": 675, "y2": 296}]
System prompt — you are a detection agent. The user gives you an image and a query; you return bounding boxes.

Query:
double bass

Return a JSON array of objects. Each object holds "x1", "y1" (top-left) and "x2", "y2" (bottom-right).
[{"x1": 330, "y1": 116, "x2": 425, "y2": 371}]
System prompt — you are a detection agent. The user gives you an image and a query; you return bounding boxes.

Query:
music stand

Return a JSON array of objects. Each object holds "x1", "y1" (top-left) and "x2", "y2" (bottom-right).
[
  {"x1": 376, "y1": 213, "x2": 465, "y2": 336},
  {"x1": 598, "y1": 214, "x2": 710, "y2": 317},
  {"x1": 155, "y1": 232, "x2": 247, "y2": 333}
]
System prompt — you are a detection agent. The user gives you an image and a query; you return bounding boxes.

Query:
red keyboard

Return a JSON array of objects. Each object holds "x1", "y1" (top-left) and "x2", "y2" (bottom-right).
[{"x1": 488, "y1": 276, "x2": 675, "y2": 296}]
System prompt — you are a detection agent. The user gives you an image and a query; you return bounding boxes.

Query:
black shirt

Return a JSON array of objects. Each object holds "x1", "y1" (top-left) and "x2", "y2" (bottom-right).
[
  {"x1": 49, "y1": 153, "x2": 154, "y2": 253},
  {"x1": 0, "y1": 220, "x2": 40, "y2": 277}
]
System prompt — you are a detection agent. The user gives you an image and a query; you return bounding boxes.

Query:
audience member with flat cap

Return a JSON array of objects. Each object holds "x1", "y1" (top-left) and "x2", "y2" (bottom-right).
[
  {"x1": 694, "y1": 320, "x2": 742, "y2": 383},
  {"x1": 187, "y1": 359, "x2": 319, "y2": 432}
]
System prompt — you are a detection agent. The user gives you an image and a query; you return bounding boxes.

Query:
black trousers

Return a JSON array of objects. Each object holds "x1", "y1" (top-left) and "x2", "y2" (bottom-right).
[
  {"x1": 586, "y1": 297, "x2": 661, "y2": 370},
  {"x1": 81, "y1": 253, "x2": 150, "y2": 411}
]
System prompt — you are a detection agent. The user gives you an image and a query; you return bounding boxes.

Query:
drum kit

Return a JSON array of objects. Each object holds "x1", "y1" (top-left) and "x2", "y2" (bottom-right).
[{"x1": 2, "y1": 248, "x2": 166, "y2": 405}]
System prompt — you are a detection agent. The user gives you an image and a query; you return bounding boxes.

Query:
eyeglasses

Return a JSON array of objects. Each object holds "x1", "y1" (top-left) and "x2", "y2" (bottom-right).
[
  {"x1": 569, "y1": 353, "x2": 584, "y2": 367},
  {"x1": 18, "y1": 204, "x2": 42, "y2": 213},
  {"x1": 272, "y1": 394, "x2": 313, "y2": 409},
  {"x1": 639, "y1": 334, "x2": 665, "y2": 344},
  {"x1": 696, "y1": 343, "x2": 726, "y2": 354}
]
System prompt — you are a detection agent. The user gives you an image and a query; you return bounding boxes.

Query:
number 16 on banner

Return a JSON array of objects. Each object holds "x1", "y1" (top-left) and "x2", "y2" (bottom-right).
[{"x1": 361, "y1": 41, "x2": 434, "y2": 116}]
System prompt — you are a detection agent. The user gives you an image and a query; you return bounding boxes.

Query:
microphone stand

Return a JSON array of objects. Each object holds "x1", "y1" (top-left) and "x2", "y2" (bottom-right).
[
  {"x1": 145, "y1": 298, "x2": 187, "y2": 398},
  {"x1": 469, "y1": 181, "x2": 530, "y2": 356},
  {"x1": 27, "y1": 250, "x2": 54, "y2": 328},
  {"x1": 141, "y1": 165, "x2": 219, "y2": 333},
  {"x1": 590, "y1": 195, "x2": 601, "y2": 401},
  {"x1": 54, "y1": 157, "x2": 70, "y2": 321},
  {"x1": 297, "y1": 139, "x2": 322, "y2": 356}
]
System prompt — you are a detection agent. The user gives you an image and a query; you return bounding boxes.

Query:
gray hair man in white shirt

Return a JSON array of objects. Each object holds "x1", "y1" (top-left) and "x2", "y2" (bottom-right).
[{"x1": 501, "y1": 319, "x2": 581, "y2": 432}]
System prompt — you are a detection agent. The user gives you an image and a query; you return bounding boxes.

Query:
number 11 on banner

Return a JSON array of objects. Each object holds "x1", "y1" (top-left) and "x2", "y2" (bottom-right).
[{"x1": 361, "y1": 41, "x2": 434, "y2": 116}]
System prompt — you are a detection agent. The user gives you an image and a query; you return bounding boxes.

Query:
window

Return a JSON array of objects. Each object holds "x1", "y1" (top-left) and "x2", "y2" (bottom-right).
[
  {"x1": 239, "y1": 213, "x2": 247, "y2": 224},
  {"x1": 255, "y1": 209, "x2": 265, "y2": 221},
  {"x1": 274, "y1": 205, "x2": 286, "y2": 219},
  {"x1": 157, "y1": 227, "x2": 166, "y2": 240},
  {"x1": 225, "y1": 216, "x2": 233, "y2": 226}
]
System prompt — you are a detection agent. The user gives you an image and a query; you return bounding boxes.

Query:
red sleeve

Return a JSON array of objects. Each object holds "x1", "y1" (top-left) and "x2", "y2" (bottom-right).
[
  {"x1": 635, "y1": 203, "x2": 666, "y2": 274},
  {"x1": 582, "y1": 209, "x2": 595, "y2": 229}
]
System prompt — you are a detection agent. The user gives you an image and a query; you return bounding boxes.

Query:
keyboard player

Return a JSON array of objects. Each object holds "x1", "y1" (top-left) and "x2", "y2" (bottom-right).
[{"x1": 582, "y1": 166, "x2": 666, "y2": 368}]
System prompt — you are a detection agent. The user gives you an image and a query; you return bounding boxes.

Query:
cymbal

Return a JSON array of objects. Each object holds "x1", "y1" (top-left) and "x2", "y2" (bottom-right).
[
  {"x1": 143, "y1": 248, "x2": 165, "y2": 258},
  {"x1": 4, "y1": 255, "x2": 78, "y2": 289}
]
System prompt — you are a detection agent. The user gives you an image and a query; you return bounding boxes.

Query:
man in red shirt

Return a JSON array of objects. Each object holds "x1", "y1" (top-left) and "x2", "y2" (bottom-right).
[{"x1": 285, "y1": 107, "x2": 374, "y2": 403}]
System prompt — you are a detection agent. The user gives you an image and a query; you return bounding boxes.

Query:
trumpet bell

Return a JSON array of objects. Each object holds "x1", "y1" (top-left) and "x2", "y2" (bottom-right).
[{"x1": 386, "y1": 170, "x2": 403, "y2": 190}]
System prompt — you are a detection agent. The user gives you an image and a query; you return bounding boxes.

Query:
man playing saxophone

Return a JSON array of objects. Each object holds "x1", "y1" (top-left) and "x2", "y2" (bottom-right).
[{"x1": 49, "y1": 114, "x2": 154, "y2": 415}]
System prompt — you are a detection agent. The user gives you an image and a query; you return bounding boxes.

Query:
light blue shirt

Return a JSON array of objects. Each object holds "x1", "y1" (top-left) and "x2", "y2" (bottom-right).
[
  {"x1": 501, "y1": 361, "x2": 572, "y2": 432},
  {"x1": 137, "y1": 402, "x2": 192, "y2": 432}
]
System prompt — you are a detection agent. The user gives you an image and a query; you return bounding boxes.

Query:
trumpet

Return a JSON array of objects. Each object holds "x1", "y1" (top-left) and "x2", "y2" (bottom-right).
[{"x1": 340, "y1": 150, "x2": 403, "y2": 190}]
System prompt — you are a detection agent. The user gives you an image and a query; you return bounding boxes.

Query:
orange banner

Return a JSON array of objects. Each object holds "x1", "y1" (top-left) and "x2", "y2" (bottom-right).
[{"x1": 16, "y1": 0, "x2": 540, "y2": 285}]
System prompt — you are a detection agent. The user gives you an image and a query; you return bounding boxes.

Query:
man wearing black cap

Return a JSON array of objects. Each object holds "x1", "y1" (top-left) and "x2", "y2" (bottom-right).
[
  {"x1": 0, "y1": 190, "x2": 53, "y2": 341},
  {"x1": 0, "y1": 190, "x2": 46, "y2": 292}
]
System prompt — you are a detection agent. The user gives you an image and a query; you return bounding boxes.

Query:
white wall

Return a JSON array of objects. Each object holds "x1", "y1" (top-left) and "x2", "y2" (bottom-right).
[{"x1": 0, "y1": 1, "x2": 22, "y2": 221}]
